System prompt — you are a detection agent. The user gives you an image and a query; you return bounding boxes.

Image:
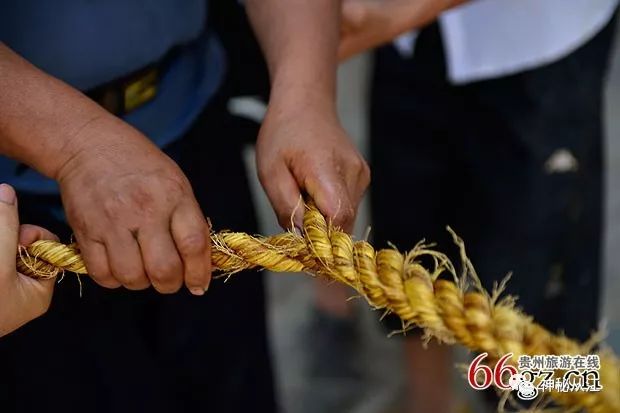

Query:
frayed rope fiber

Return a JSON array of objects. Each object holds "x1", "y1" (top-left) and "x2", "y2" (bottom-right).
[{"x1": 16, "y1": 201, "x2": 620, "y2": 412}]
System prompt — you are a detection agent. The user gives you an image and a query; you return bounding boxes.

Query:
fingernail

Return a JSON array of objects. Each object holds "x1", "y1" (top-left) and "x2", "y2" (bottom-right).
[
  {"x1": 0, "y1": 184, "x2": 16, "y2": 205},
  {"x1": 190, "y1": 287, "x2": 205, "y2": 296}
]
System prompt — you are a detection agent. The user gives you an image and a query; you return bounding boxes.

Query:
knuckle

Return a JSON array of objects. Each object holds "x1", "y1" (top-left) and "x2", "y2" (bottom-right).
[
  {"x1": 128, "y1": 189, "x2": 156, "y2": 215},
  {"x1": 88, "y1": 266, "x2": 112, "y2": 283},
  {"x1": 164, "y1": 174, "x2": 191, "y2": 195},
  {"x1": 360, "y1": 160, "x2": 370, "y2": 180},
  {"x1": 148, "y1": 259, "x2": 182, "y2": 286},
  {"x1": 177, "y1": 231, "x2": 208, "y2": 256},
  {"x1": 352, "y1": 156, "x2": 369, "y2": 176},
  {"x1": 352, "y1": 155, "x2": 365, "y2": 169},
  {"x1": 102, "y1": 198, "x2": 121, "y2": 220}
]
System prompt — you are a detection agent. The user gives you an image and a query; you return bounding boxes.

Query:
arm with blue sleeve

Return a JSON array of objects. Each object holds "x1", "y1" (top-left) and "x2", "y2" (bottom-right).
[
  {"x1": 0, "y1": 43, "x2": 113, "y2": 180},
  {"x1": 0, "y1": 42, "x2": 212, "y2": 296}
]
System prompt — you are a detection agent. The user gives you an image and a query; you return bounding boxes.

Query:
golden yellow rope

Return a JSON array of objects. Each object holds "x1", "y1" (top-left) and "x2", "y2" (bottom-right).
[{"x1": 16, "y1": 201, "x2": 620, "y2": 412}]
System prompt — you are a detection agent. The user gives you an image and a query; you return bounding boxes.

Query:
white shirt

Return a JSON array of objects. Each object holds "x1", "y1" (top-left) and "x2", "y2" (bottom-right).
[{"x1": 395, "y1": 0, "x2": 618, "y2": 84}]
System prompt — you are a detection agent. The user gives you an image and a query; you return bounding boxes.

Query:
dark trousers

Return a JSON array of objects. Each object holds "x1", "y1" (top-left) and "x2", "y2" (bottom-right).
[
  {"x1": 371, "y1": 17, "x2": 617, "y2": 341},
  {"x1": 0, "y1": 99, "x2": 276, "y2": 413}
]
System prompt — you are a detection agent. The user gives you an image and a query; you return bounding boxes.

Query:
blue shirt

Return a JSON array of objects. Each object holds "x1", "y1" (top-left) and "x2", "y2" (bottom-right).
[{"x1": 0, "y1": 0, "x2": 225, "y2": 194}]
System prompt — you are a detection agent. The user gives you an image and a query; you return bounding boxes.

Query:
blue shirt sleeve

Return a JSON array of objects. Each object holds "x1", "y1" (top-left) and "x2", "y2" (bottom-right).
[{"x1": 0, "y1": 0, "x2": 225, "y2": 194}]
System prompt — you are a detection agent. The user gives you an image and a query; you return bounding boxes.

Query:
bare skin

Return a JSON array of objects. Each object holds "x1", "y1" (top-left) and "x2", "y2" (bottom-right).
[
  {"x1": 331, "y1": 2, "x2": 470, "y2": 411},
  {"x1": 0, "y1": 44, "x2": 212, "y2": 295},
  {"x1": 405, "y1": 338, "x2": 457, "y2": 413},
  {"x1": 339, "y1": 0, "x2": 469, "y2": 61},
  {"x1": 0, "y1": 1, "x2": 369, "y2": 298},
  {"x1": 248, "y1": 0, "x2": 370, "y2": 232},
  {"x1": 249, "y1": 0, "x2": 371, "y2": 328},
  {"x1": 0, "y1": 184, "x2": 58, "y2": 337}
]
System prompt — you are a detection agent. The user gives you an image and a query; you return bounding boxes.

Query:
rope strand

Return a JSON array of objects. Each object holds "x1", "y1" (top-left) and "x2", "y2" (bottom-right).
[{"x1": 17, "y1": 201, "x2": 620, "y2": 413}]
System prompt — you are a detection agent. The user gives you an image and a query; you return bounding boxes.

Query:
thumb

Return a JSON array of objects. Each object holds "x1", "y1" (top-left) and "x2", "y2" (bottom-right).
[
  {"x1": 306, "y1": 170, "x2": 355, "y2": 233},
  {"x1": 0, "y1": 184, "x2": 18, "y2": 273}
]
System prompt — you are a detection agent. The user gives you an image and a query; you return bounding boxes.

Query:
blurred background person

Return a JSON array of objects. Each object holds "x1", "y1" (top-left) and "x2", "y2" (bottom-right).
[{"x1": 307, "y1": 1, "x2": 618, "y2": 412}]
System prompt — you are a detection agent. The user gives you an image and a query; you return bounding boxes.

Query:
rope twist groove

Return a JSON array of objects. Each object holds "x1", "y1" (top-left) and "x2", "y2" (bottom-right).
[{"x1": 16, "y1": 201, "x2": 620, "y2": 412}]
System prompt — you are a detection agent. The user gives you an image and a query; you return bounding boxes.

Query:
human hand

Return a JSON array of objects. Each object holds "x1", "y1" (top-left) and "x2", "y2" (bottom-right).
[
  {"x1": 0, "y1": 184, "x2": 57, "y2": 337},
  {"x1": 339, "y1": 0, "x2": 461, "y2": 61},
  {"x1": 256, "y1": 92, "x2": 369, "y2": 233},
  {"x1": 56, "y1": 116, "x2": 211, "y2": 295}
]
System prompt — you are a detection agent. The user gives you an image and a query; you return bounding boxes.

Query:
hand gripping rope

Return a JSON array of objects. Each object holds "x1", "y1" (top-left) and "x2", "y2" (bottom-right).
[{"x1": 16, "y1": 201, "x2": 620, "y2": 413}]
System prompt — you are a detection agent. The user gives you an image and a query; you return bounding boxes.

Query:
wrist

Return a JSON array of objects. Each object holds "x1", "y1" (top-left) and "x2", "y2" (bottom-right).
[
  {"x1": 53, "y1": 113, "x2": 155, "y2": 183},
  {"x1": 268, "y1": 80, "x2": 338, "y2": 121},
  {"x1": 47, "y1": 113, "x2": 105, "y2": 181}
]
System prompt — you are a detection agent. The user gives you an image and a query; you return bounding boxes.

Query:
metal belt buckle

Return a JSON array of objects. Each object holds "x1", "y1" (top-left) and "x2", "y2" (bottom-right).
[{"x1": 122, "y1": 67, "x2": 159, "y2": 113}]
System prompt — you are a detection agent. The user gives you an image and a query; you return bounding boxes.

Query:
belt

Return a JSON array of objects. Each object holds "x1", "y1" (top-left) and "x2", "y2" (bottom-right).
[
  {"x1": 85, "y1": 48, "x2": 179, "y2": 116},
  {"x1": 14, "y1": 50, "x2": 178, "y2": 177}
]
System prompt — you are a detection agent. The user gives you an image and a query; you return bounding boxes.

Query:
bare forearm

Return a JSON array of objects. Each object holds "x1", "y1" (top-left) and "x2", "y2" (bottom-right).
[
  {"x1": 0, "y1": 43, "x2": 111, "y2": 180},
  {"x1": 400, "y1": 0, "x2": 471, "y2": 29},
  {"x1": 339, "y1": 0, "x2": 471, "y2": 60},
  {"x1": 246, "y1": 0, "x2": 341, "y2": 111}
]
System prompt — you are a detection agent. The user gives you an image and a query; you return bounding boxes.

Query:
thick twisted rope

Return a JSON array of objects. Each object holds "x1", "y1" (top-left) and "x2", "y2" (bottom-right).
[{"x1": 16, "y1": 202, "x2": 620, "y2": 412}]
